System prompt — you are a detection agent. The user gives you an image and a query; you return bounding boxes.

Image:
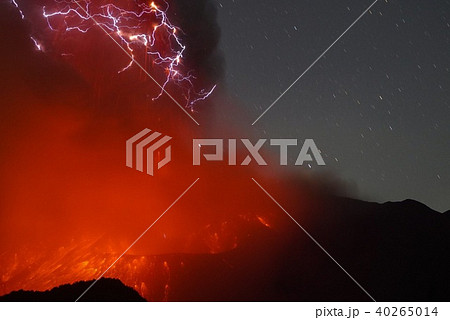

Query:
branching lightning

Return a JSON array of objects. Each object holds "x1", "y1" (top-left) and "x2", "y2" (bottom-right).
[
  {"x1": 11, "y1": 0, "x2": 216, "y2": 108},
  {"x1": 12, "y1": 0, "x2": 25, "y2": 19}
]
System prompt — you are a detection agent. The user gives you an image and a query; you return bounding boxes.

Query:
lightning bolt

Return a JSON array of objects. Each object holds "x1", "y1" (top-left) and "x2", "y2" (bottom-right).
[{"x1": 11, "y1": 0, "x2": 216, "y2": 108}]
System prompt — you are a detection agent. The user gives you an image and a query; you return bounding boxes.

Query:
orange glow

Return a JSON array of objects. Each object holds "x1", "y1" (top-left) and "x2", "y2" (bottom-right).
[
  {"x1": 0, "y1": 4, "x2": 312, "y2": 301},
  {"x1": 257, "y1": 216, "x2": 271, "y2": 228}
]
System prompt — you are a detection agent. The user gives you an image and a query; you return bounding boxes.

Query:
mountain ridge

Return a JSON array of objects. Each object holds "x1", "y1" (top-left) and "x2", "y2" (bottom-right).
[{"x1": 0, "y1": 196, "x2": 449, "y2": 301}]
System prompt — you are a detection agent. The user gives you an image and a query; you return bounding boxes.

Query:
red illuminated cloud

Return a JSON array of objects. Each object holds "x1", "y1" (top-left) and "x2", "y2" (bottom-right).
[{"x1": 12, "y1": 0, "x2": 217, "y2": 109}]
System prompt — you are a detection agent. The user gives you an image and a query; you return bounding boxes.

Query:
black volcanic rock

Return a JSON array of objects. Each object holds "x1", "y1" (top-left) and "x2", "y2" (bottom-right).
[{"x1": 0, "y1": 278, "x2": 146, "y2": 302}]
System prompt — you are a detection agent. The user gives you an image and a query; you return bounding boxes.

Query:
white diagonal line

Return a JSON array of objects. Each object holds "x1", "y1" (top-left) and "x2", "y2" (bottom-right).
[
  {"x1": 251, "y1": 178, "x2": 376, "y2": 302},
  {"x1": 73, "y1": 0, "x2": 200, "y2": 126},
  {"x1": 252, "y1": 0, "x2": 379, "y2": 126},
  {"x1": 75, "y1": 178, "x2": 200, "y2": 302}
]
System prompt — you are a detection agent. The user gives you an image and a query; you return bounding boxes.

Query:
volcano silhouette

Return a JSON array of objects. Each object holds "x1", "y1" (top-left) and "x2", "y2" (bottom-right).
[{"x1": 1, "y1": 196, "x2": 449, "y2": 302}]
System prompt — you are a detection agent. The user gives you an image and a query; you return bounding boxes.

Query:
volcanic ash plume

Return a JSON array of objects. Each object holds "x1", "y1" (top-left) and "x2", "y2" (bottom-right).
[
  {"x1": 0, "y1": 0, "x2": 267, "y2": 300},
  {"x1": 0, "y1": 0, "x2": 341, "y2": 301}
]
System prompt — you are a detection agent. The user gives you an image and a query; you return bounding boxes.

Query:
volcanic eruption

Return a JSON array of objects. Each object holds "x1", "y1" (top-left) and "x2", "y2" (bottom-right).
[
  {"x1": 0, "y1": 0, "x2": 297, "y2": 301},
  {"x1": 1, "y1": 0, "x2": 449, "y2": 302}
]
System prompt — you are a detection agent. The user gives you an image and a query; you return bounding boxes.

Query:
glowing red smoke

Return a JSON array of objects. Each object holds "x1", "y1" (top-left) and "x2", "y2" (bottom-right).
[
  {"x1": 0, "y1": 0, "x2": 297, "y2": 300},
  {"x1": 12, "y1": 0, "x2": 216, "y2": 108}
]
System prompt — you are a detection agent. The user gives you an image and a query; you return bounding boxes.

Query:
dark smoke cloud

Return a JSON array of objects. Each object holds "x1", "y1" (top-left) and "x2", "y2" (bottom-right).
[
  {"x1": 0, "y1": 0, "x2": 354, "y2": 258},
  {"x1": 0, "y1": 1, "x2": 364, "y2": 300},
  {"x1": 170, "y1": 0, "x2": 225, "y2": 86}
]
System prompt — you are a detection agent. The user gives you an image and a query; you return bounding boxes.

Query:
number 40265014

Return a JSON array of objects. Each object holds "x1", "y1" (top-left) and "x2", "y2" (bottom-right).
[{"x1": 376, "y1": 307, "x2": 438, "y2": 317}]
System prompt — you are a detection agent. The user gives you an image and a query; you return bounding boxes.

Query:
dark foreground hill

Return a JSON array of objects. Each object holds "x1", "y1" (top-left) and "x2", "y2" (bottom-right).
[
  {"x1": 0, "y1": 279, "x2": 146, "y2": 302},
  {"x1": 157, "y1": 197, "x2": 450, "y2": 302},
  {"x1": 0, "y1": 197, "x2": 449, "y2": 302}
]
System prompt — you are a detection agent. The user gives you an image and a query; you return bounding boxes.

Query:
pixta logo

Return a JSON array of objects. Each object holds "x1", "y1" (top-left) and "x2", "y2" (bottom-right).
[
  {"x1": 193, "y1": 139, "x2": 325, "y2": 166},
  {"x1": 126, "y1": 130, "x2": 325, "y2": 176},
  {"x1": 126, "y1": 129, "x2": 172, "y2": 176}
]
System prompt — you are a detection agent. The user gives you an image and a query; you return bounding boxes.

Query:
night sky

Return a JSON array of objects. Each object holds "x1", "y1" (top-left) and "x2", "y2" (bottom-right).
[{"x1": 214, "y1": 0, "x2": 449, "y2": 212}]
